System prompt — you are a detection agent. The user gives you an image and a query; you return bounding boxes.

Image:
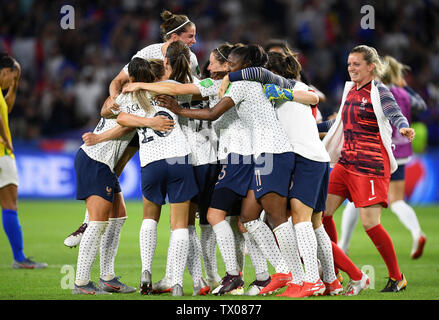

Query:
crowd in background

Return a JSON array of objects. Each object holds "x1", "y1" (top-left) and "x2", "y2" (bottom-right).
[{"x1": 1, "y1": 0, "x2": 439, "y2": 146}]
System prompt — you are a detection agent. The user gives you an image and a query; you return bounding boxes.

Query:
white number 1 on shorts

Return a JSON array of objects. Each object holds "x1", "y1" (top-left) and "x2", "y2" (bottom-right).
[{"x1": 369, "y1": 179, "x2": 375, "y2": 196}]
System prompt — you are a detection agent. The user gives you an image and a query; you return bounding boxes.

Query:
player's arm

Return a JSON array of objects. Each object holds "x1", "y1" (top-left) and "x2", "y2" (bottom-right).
[
  {"x1": 101, "y1": 96, "x2": 120, "y2": 119},
  {"x1": 82, "y1": 125, "x2": 135, "y2": 146},
  {"x1": 263, "y1": 84, "x2": 319, "y2": 105},
  {"x1": 117, "y1": 112, "x2": 174, "y2": 132},
  {"x1": 378, "y1": 83, "x2": 415, "y2": 142},
  {"x1": 4, "y1": 59, "x2": 21, "y2": 113},
  {"x1": 156, "y1": 94, "x2": 234, "y2": 121},
  {"x1": 0, "y1": 114, "x2": 13, "y2": 152},
  {"x1": 107, "y1": 69, "x2": 130, "y2": 114},
  {"x1": 122, "y1": 82, "x2": 203, "y2": 100},
  {"x1": 219, "y1": 67, "x2": 295, "y2": 98},
  {"x1": 221, "y1": 68, "x2": 318, "y2": 105}
]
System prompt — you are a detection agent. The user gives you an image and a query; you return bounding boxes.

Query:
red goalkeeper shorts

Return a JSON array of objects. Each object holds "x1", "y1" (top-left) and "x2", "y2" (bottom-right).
[{"x1": 328, "y1": 163, "x2": 389, "y2": 208}]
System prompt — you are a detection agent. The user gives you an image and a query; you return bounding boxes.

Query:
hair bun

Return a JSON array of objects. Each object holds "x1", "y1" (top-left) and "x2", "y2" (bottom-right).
[{"x1": 161, "y1": 10, "x2": 174, "y2": 21}]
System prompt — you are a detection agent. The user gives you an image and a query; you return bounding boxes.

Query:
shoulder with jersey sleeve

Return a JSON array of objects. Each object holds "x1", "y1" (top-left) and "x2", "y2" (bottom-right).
[
  {"x1": 123, "y1": 43, "x2": 165, "y2": 74},
  {"x1": 195, "y1": 77, "x2": 220, "y2": 97},
  {"x1": 134, "y1": 43, "x2": 164, "y2": 59},
  {"x1": 225, "y1": 80, "x2": 261, "y2": 103}
]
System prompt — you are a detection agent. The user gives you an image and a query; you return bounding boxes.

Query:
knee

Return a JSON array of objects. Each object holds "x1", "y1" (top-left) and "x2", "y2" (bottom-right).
[
  {"x1": 360, "y1": 214, "x2": 380, "y2": 230},
  {"x1": 207, "y1": 210, "x2": 224, "y2": 226}
]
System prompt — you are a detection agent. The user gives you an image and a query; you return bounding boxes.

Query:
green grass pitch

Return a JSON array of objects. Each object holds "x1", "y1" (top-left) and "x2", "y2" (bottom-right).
[{"x1": 0, "y1": 200, "x2": 438, "y2": 301}]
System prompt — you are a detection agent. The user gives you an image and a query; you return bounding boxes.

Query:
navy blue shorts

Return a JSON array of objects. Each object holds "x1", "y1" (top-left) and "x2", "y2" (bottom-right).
[
  {"x1": 390, "y1": 164, "x2": 405, "y2": 181},
  {"x1": 75, "y1": 148, "x2": 121, "y2": 202},
  {"x1": 288, "y1": 154, "x2": 329, "y2": 213},
  {"x1": 252, "y1": 152, "x2": 295, "y2": 200},
  {"x1": 192, "y1": 163, "x2": 219, "y2": 224},
  {"x1": 141, "y1": 155, "x2": 198, "y2": 205},
  {"x1": 214, "y1": 153, "x2": 254, "y2": 197}
]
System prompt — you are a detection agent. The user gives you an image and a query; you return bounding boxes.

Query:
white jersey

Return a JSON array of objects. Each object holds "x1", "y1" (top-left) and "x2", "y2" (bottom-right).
[
  {"x1": 80, "y1": 117, "x2": 136, "y2": 173},
  {"x1": 225, "y1": 81, "x2": 293, "y2": 159},
  {"x1": 196, "y1": 78, "x2": 252, "y2": 161},
  {"x1": 123, "y1": 43, "x2": 200, "y2": 78},
  {"x1": 115, "y1": 92, "x2": 191, "y2": 167},
  {"x1": 275, "y1": 81, "x2": 330, "y2": 163},
  {"x1": 178, "y1": 77, "x2": 217, "y2": 166}
]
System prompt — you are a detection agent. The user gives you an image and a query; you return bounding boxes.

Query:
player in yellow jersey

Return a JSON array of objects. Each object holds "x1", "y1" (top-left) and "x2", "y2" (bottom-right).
[{"x1": 0, "y1": 53, "x2": 47, "y2": 269}]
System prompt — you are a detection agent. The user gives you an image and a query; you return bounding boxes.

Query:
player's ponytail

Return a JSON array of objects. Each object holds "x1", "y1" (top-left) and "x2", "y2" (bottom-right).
[
  {"x1": 381, "y1": 55, "x2": 410, "y2": 86},
  {"x1": 127, "y1": 58, "x2": 156, "y2": 115},
  {"x1": 166, "y1": 40, "x2": 192, "y2": 84},
  {"x1": 267, "y1": 51, "x2": 301, "y2": 80}
]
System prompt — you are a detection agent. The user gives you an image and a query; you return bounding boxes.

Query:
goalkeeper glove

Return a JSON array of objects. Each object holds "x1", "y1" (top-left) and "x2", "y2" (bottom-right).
[{"x1": 263, "y1": 84, "x2": 294, "y2": 101}]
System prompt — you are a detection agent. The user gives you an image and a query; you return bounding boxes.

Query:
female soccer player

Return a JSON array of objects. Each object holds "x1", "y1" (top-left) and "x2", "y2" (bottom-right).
[
  {"x1": 72, "y1": 58, "x2": 173, "y2": 295},
  {"x1": 64, "y1": 9, "x2": 200, "y2": 247},
  {"x1": 338, "y1": 55, "x2": 427, "y2": 259},
  {"x1": 318, "y1": 45, "x2": 415, "y2": 293},
  {"x1": 109, "y1": 9, "x2": 199, "y2": 111},
  {"x1": 0, "y1": 54, "x2": 47, "y2": 269},
  {"x1": 115, "y1": 45, "x2": 199, "y2": 296}
]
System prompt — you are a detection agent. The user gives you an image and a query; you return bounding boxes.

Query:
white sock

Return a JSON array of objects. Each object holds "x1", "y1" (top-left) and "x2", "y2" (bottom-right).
[
  {"x1": 83, "y1": 209, "x2": 90, "y2": 224},
  {"x1": 163, "y1": 230, "x2": 173, "y2": 280},
  {"x1": 243, "y1": 219, "x2": 290, "y2": 274},
  {"x1": 75, "y1": 220, "x2": 108, "y2": 285},
  {"x1": 274, "y1": 221, "x2": 304, "y2": 285},
  {"x1": 170, "y1": 228, "x2": 189, "y2": 287},
  {"x1": 139, "y1": 219, "x2": 157, "y2": 274},
  {"x1": 226, "y1": 216, "x2": 246, "y2": 273},
  {"x1": 295, "y1": 221, "x2": 320, "y2": 283},
  {"x1": 242, "y1": 232, "x2": 268, "y2": 279},
  {"x1": 391, "y1": 200, "x2": 422, "y2": 240},
  {"x1": 338, "y1": 202, "x2": 359, "y2": 253},
  {"x1": 314, "y1": 225, "x2": 337, "y2": 283},
  {"x1": 212, "y1": 220, "x2": 239, "y2": 276},
  {"x1": 199, "y1": 224, "x2": 221, "y2": 282},
  {"x1": 187, "y1": 225, "x2": 203, "y2": 287},
  {"x1": 100, "y1": 216, "x2": 126, "y2": 281}
]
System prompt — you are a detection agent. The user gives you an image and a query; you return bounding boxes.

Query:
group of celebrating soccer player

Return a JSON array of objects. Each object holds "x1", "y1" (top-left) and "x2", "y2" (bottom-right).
[{"x1": 57, "y1": 9, "x2": 426, "y2": 297}]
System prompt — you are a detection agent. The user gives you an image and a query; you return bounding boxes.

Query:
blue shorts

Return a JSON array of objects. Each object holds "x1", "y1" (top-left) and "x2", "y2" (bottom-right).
[
  {"x1": 192, "y1": 163, "x2": 219, "y2": 224},
  {"x1": 288, "y1": 154, "x2": 329, "y2": 213},
  {"x1": 214, "y1": 153, "x2": 254, "y2": 197},
  {"x1": 75, "y1": 148, "x2": 121, "y2": 202},
  {"x1": 390, "y1": 164, "x2": 405, "y2": 181},
  {"x1": 252, "y1": 152, "x2": 295, "y2": 200},
  {"x1": 141, "y1": 155, "x2": 198, "y2": 205}
]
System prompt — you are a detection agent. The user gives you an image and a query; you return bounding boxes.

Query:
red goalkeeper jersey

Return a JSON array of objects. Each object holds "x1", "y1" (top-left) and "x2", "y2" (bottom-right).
[{"x1": 339, "y1": 82, "x2": 390, "y2": 178}]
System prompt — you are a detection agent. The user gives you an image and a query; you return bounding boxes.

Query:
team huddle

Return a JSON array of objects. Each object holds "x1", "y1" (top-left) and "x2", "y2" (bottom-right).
[{"x1": 63, "y1": 10, "x2": 425, "y2": 297}]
